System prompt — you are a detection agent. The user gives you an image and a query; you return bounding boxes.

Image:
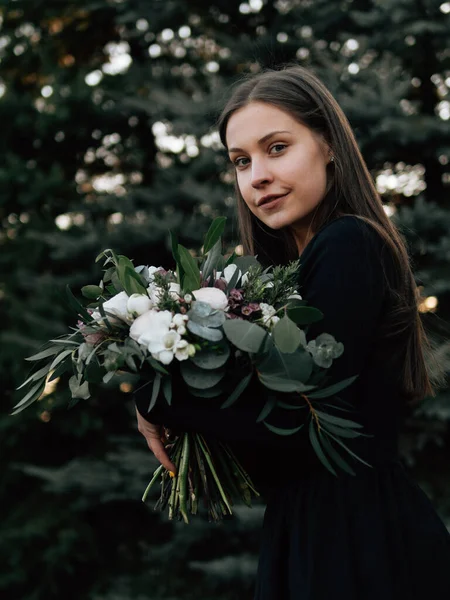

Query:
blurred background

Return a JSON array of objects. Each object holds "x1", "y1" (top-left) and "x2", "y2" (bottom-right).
[{"x1": 1, "y1": 0, "x2": 450, "y2": 598}]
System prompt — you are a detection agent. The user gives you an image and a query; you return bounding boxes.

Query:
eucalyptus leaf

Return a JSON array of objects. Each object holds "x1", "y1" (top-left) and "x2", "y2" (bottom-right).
[
  {"x1": 180, "y1": 361, "x2": 225, "y2": 390},
  {"x1": 257, "y1": 346, "x2": 313, "y2": 382},
  {"x1": 69, "y1": 375, "x2": 90, "y2": 399},
  {"x1": 190, "y1": 341, "x2": 230, "y2": 370},
  {"x1": 147, "y1": 357, "x2": 169, "y2": 376},
  {"x1": 66, "y1": 285, "x2": 93, "y2": 322},
  {"x1": 47, "y1": 360, "x2": 72, "y2": 382},
  {"x1": 188, "y1": 383, "x2": 224, "y2": 398},
  {"x1": 16, "y1": 363, "x2": 52, "y2": 390},
  {"x1": 11, "y1": 381, "x2": 46, "y2": 415},
  {"x1": 49, "y1": 349, "x2": 74, "y2": 371},
  {"x1": 308, "y1": 375, "x2": 359, "y2": 399},
  {"x1": 203, "y1": 217, "x2": 227, "y2": 254},
  {"x1": 186, "y1": 320, "x2": 223, "y2": 342},
  {"x1": 272, "y1": 315, "x2": 304, "y2": 353},
  {"x1": 320, "y1": 422, "x2": 364, "y2": 438},
  {"x1": 258, "y1": 373, "x2": 315, "y2": 393},
  {"x1": 221, "y1": 371, "x2": 253, "y2": 408},
  {"x1": 233, "y1": 255, "x2": 260, "y2": 273},
  {"x1": 103, "y1": 371, "x2": 115, "y2": 384},
  {"x1": 222, "y1": 319, "x2": 267, "y2": 353},
  {"x1": 326, "y1": 431, "x2": 372, "y2": 468}
]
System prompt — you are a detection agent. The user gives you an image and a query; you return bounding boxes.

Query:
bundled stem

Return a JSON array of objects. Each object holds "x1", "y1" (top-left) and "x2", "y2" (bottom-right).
[{"x1": 142, "y1": 432, "x2": 260, "y2": 522}]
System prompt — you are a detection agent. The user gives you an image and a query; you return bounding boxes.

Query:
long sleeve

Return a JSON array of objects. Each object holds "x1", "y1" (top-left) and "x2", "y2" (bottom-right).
[{"x1": 135, "y1": 216, "x2": 391, "y2": 449}]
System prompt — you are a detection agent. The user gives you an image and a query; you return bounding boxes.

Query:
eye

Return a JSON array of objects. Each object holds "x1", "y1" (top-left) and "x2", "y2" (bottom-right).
[
  {"x1": 270, "y1": 143, "x2": 287, "y2": 155},
  {"x1": 233, "y1": 156, "x2": 250, "y2": 169}
]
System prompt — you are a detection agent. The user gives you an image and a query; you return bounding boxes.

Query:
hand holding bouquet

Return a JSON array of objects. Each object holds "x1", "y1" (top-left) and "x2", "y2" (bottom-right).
[{"x1": 13, "y1": 218, "x2": 368, "y2": 522}]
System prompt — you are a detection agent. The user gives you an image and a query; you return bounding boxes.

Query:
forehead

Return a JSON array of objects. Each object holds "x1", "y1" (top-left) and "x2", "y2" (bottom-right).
[{"x1": 226, "y1": 102, "x2": 300, "y2": 149}]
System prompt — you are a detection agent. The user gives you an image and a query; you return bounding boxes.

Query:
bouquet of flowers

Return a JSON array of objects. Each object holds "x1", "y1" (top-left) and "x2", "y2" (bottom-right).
[{"x1": 13, "y1": 217, "x2": 368, "y2": 522}]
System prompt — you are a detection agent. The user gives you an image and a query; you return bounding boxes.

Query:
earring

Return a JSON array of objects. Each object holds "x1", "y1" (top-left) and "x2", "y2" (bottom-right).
[{"x1": 329, "y1": 155, "x2": 335, "y2": 163}]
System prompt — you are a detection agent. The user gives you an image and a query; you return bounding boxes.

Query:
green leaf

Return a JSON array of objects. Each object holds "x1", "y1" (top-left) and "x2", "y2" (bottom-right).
[
  {"x1": 188, "y1": 383, "x2": 224, "y2": 398},
  {"x1": 320, "y1": 434, "x2": 356, "y2": 476},
  {"x1": 190, "y1": 341, "x2": 230, "y2": 370},
  {"x1": 233, "y1": 255, "x2": 260, "y2": 273},
  {"x1": 314, "y1": 409, "x2": 364, "y2": 429},
  {"x1": 178, "y1": 245, "x2": 201, "y2": 292},
  {"x1": 309, "y1": 419, "x2": 337, "y2": 476},
  {"x1": 221, "y1": 371, "x2": 252, "y2": 408},
  {"x1": 69, "y1": 375, "x2": 90, "y2": 399},
  {"x1": 320, "y1": 422, "x2": 364, "y2": 438},
  {"x1": 260, "y1": 373, "x2": 316, "y2": 393},
  {"x1": 148, "y1": 373, "x2": 161, "y2": 412},
  {"x1": 147, "y1": 357, "x2": 169, "y2": 376},
  {"x1": 117, "y1": 256, "x2": 147, "y2": 295},
  {"x1": 180, "y1": 362, "x2": 225, "y2": 390},
  {"x1": 203, "y1": 217, "x2": 227, "y2": 254},
  {"x1": 162, "y1": 377, "x2": 172, "y2": 406},
  {"x1": 278, "y1": 400, "x2": 307, "y2": 410},
  {"x1": 81, "y1": 285, "x2": 103, "y2": 300},
  {"x1": 287, "y1": 306, "x2": 323, "y2": 326},
  {"x1": 49, "y1": 349, "x2": 74, "y2": 371},
  {"x1": 66, "y1": 285, "x2": 93, "y2": 322},
  {"x1": 47, "y1": 360, "x2": 72, "y2": 382},
  {"x1": 225, "y1": 264, "x2": 242, "y2": 293},
  {"x1": 11, "y1": 381, "x2": 46, "y2": 415},
  {"x1": 326, "y1": 431, "x2": 373, "y2": 469},
  {"x1": 257, "y1": 346, "x2": 313, "y2": 382},
  {"x1": 225, "y1": 251, "x2": 237, "y2": 267},
  {"x1": 170, "y1": 230, "x2": 184, "y2": 285},
  {"x1": 308, "y1": 375, "x2": 359, "y2": 399},
  {"x1": 25, "y1": 346, "x2": 61, "y2": 362},
  {"x1": 103, "y1": 371, "x2": 115, "y2": 384},
  {"x1": 201, "y1": 238, "x2": 223, "y2": 283},
  {"x1": 263, "y1": 421, "x2": 304, "y2": 436},
  {"x1": 222, "y1": 319, "x2": 267, "y2": 353},
  {"x1": 256, "y1": 395, "x2": 277, "y2": 423},
  {"x1": 16, "y1": 363, "x2": 52, "y2": 390},
  {"x1": 186, "y1": 320, "x2": 223, "y2": 342},
  {"x1": 272, "y1": 315, "x2": 303, "y2": 353}
]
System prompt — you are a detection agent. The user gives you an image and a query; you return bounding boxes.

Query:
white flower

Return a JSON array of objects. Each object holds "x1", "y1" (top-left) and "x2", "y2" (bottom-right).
[
  {"x1": 184, "y1": 293, "x2": 192, "y2": 303},
  {"x1": 93, "y1": 291, "x2": 131, "y2": 325},
  {"x1": 223, "y1": 264, "x2": 241, "y2": 283},
  {"x1": 148, "y1": 266, "x2": 164, "y2": 281},
  {"x1": 191, "y1": 287, "x2": 228, "y2": 310},
  {"x1": 169, "y1": 282, "x2": 181, "y2": 300},
  {"x1": 129, "y1": 309, "x2": 174, "y2": 361},
  {"x1": 288, "y1": 292, "x2": 302, "y2": 301},
  {"x1": 127, "y1": 293, "x2": 153, "y2": 317},
  {"x1": 175, "y1": 340, "x2": 196, "y2": 361},
  {"x1": 177, "y1": 325, "x2": 186, "y2": 335},
  {"x1": 172, "y1": 313, "x2": 187, "y2": 327},
  {"x1": 241, "y1": 272, "x2": 249, "y2": 285},
  {"x1": 260, "y1": 302, "x2": 276, "y2": 317},
  {"x1": 264, "y1": 281, "x2": 274, "y2": 289},
  {"x1": 147, "y1": 283, "x2": 163, "y2": 305}
]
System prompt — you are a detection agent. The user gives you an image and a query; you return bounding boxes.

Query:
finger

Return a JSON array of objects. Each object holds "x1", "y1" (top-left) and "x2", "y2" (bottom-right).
[{"x1": 147, "y1": 437, "x2": 177, "y2": 474}]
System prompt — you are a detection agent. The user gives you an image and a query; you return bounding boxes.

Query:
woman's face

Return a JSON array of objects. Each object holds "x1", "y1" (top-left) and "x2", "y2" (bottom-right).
[{"x1": 226, "y1": 101, "x2": 331, "y2": 252}]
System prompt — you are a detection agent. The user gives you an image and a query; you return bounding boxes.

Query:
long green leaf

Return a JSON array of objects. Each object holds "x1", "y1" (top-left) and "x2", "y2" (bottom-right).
[
  {"x1": 162, "y1": 377, "x2": 172, "y2": 406},
  {"x1": 263, "y1": 421, "x2": 304, "y2": 436},
  {"x1": 314, "y1": 409, "x2": 364, "y2": 429},
  {"x1": 11, "y1": 380, "x2": 45, "y2": 414},
  {"x1": 201, "y1": 238, "x2": 223, "y2": 283},
  {"x1": 203, "y1": 217, "x2": 227, "y2": 254},
  {"x1": 49, "y1": 349, "x2": 74, "y2": 371},
  {"x1": 307, "y1": 375, "x2": 359, "y2": 399},
  {"x1": 178, "y1": 245, "x2": 201, "y2": 292},
  {"x1": 258, "y1": 373, "x2": 315, "y2": 393},
  {"x1": 66, "y1": 285, "x2": 93, "y2": 322},
  {"x1": 309, "y1": 419, "x2": 337, "y2": 476},
  {"x1": 221, "y1": 371, "x2": 253, "y2": 408},
  {"x1": 326, "y1": 431, "x2": 373, "y2": 469},
  {"x1": 256, "y1": 396, "x2": 277, "y2": 423},
  {"x1": 320, "y1": 434, "x2": 356, "y2": 476},
  {"x1": 16, "y1": 363, "x2": 52, "y2": 390},
  {"x1": 148, "y1": 373, "x2": 161, "y2": 412},
  {"x1": 25, "y1": 345, "x2": 61, "y2": 362}
]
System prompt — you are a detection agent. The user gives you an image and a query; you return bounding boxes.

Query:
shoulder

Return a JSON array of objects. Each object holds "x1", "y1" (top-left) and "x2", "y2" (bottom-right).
[{"x1": 302, "y1": 215, "x2": 385, "y2": 261}]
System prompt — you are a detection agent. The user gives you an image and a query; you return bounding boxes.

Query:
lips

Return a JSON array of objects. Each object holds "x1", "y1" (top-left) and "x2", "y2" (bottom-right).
[{"x1": 257, "y1": 193, "x2": 288, "y2": 207}]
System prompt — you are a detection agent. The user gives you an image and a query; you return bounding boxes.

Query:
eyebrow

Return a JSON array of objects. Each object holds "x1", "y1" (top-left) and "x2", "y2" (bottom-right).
[{"x1": 228, "y1": 130, "x2": 291, "y2": 153}]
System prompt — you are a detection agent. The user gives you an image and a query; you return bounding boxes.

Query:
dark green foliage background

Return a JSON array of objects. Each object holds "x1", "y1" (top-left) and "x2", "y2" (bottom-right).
[{"x1": 1, "y1": 1, "x2": 449, "y2": 598}]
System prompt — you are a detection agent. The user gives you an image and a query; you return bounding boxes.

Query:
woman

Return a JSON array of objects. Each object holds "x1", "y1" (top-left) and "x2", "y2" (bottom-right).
[{"x1": 135, "y1": 65, "x2": 450, "y2": 599}]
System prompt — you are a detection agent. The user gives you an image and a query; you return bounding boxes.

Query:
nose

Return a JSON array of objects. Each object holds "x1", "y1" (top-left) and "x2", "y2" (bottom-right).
[{"x1": 251, "y1": 159, "x2": 273, "y2": 189}]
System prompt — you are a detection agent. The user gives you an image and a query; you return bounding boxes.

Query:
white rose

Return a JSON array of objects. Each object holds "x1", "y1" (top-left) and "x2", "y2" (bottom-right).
[
  {"x1": 127, "y1": 293, "x2": 153, "y2": 317},
  {"x1": 191, "y1": 287, "x2": 228, "y2": 311},
  {"x1": 129, "y1": 309, "x2": 173, "y2": 357},
  {"x1": 148, "y1": 266, "x2": 164, "y2": 281},
  {"x1": 93, "y1": 291, "x2": 131, "y2": 325}
]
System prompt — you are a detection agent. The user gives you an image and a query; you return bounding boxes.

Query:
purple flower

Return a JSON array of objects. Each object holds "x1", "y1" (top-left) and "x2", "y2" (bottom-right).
[
  {"x1": 248, "y1": 302, "x2": 260, "y2": 312},
  {"x1": 230, "y1": 289, "x2": 243, "y2": 302},
  {"x1": 214, "y1": 278, "x2": 227, "y2": 292}
]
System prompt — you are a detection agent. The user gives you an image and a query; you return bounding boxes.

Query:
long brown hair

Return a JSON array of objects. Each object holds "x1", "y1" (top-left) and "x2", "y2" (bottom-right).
[{"x1": 217, "y1": 64, "x2": 444, "y2": 405}]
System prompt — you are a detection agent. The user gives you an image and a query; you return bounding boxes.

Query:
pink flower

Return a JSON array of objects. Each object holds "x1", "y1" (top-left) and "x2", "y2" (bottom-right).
[
  {"x1": 84, "y1": 331, "x2": 107, "y2": 346},
  {"x1": 241, "y1": 306, "x2": 253, "y2": 316},
  {"x1": 249, "y1": 303, "x2": 261, "y2": 311},
  {"x1": 230, "y1": 289, "x2": 243, "y2": 302}
]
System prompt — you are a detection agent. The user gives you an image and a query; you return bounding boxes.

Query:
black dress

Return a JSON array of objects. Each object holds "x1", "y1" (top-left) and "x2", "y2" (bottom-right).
[{"x1": 135, "y1": 215, "x2": 450, "y2": 599}]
